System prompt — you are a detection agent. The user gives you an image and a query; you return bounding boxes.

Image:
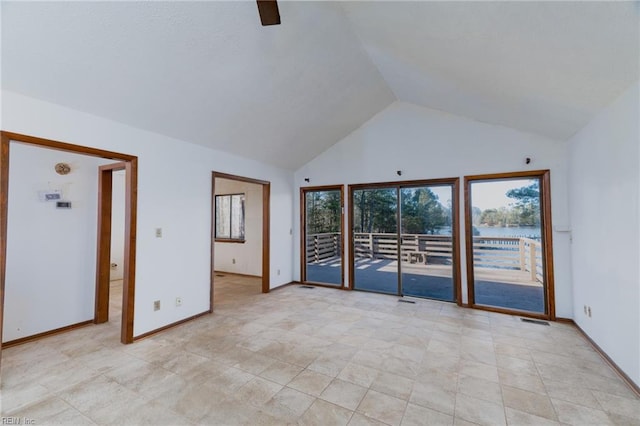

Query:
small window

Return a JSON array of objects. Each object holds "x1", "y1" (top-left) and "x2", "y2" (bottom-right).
[{"x1": 215, "y1": 194, "x2": 245, "y2": 242}]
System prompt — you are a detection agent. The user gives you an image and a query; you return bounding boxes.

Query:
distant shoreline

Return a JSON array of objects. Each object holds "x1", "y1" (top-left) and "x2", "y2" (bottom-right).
[{"x1": 474, "y1": 225, "x2": 541, "y2": 238}]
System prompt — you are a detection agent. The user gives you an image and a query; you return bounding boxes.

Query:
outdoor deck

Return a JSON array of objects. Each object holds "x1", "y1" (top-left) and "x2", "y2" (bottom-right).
[{"x1": 305, "y1": 232, "x2": 545, "y2": 313}]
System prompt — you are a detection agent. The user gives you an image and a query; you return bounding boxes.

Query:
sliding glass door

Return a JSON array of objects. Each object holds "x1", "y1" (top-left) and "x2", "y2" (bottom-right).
[
  {"x1": 301, "y1": 186, "x2": 344, "y2": 287},
  {"x1": 400, "y1": 185, "x2": 455, "y2": 301},
  {"x1": 465, "y1": 171, "x2": 554, "y2": 317},
  {"x1": 352, "y1": 187, "x2": 399, "y2": 295},
  {"x1": 350, "y1": 180, "x2": 459, "y2": 302}
]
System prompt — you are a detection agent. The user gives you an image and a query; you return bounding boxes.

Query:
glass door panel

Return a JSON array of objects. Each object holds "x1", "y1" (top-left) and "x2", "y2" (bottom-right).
[
  {"x1": 303, "y1": 188, "x2": 343, "y2": 286},
  {"x1": 400, "y1": 185, "x2": 455, "y2": 301},
  {"x1": 352, "y1": 187, "x2": 399, "y2": 295},
  {"x1": 468, "y1": 178, "x2": 545, "y2": 313}
]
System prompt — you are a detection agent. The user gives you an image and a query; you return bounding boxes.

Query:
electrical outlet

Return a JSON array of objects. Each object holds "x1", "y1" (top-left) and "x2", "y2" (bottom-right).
[
  {"x1": 153, "y1": 300, "x2": 160, "y2": 311},
  {"x1": 587, "y1": 306, "x2": 592, "y2": 317},
  {"x1": 584, "y1": 305, "x2": 587, "y2": 315},
  {"x1": 232, "y1": 258, "x2": 236, "y2": 264},
  {"x1": 155, "y1": 228, "x2": 162, "y2": 238},
  {"x1": 176, "y1": 297, "x2": 183, "y2": 307}
]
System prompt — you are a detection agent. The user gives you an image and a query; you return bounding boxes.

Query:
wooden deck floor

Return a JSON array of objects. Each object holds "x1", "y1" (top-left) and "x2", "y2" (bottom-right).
[
  {"x1": 308, "y1": 256, "x2": 543, "y2": 287},
  {"x1": 373, "y1": 261, "x2": 543, "y2": 287},
  {"x1": 308, "y1": 258, "x2": 545, "y2": 311},
  {"x1": 400, "y1": 262, "x2": 542, "y2": 287}
]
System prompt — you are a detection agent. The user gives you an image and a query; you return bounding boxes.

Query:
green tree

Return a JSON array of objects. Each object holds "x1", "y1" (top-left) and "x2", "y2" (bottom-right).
[
  {"x1": 480, "y1": 208, "x2": 500, "y2": 226},
  {"x1": 323, "y1": 190, "x2": 341, "y2": 232},
  {"x1": 401, "y1": 188, "x2": 448, "y2": 234},
  {"x1": 306, "y1": 190, "x2": 341, "y2": 234},
  {"x1": 353, "y1": 188, "x2": 451, "y2": 234},
  {"x1": 506, "y1": 181, "x2": 540, "y2": 226},
  {"x1": 354, "y1": 188, "x2": 397, "y2": 233}
]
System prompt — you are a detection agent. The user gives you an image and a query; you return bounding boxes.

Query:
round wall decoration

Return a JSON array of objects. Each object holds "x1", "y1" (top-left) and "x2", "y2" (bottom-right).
[{"x1": 55, "y1": 163, "x2": 71, "y2": 175}]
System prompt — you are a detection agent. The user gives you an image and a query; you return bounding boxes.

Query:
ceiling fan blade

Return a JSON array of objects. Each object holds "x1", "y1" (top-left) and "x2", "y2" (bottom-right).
[{"x1": 256, "y1": 0, "x2": 281, "y2": 26}]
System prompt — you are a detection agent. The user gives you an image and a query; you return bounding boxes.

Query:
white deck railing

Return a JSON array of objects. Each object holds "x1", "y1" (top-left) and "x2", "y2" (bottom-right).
[
  {"x1": 306, "y1": 232, "x2": 543, "y2": 283},
  {"x1": 306, "y1": 232, "x2": 341, "y2": 263}
]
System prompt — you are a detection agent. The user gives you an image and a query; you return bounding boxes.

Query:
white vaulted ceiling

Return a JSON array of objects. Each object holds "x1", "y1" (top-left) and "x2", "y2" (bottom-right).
[
  {"x1": 340, "y1": 1, "x2": 640, "y2": 141},
  {"x1": 0, "y1": 1, "x2": 395, "y2": 169},
  {"x1": 2, "y1": 1, "x2": 639, "y2": 169}
]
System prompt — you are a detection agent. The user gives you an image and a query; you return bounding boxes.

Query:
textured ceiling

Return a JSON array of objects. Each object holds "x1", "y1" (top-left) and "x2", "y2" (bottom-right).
[
  {"x1": 341, "y1": 1, "x2": 639, "y2": 141},
  {"x1": 2, "y1": 1, "x2": 638, "y2": 169},
  {"x1": 0, "y1": 1, "x2": 394, "y2": 169}
]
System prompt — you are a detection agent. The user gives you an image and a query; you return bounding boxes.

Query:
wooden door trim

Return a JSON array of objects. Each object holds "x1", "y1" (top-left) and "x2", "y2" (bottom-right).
[
  {"x1": 0, "y1": 131, "x2": 136, "y2": 161},
  {"x1": 0, "y1": 132, "x2": 137, "y2": 366},
  {"x1": 347, "y1": 178, "x2": 461, "y2": 304},
  {"x1": 464, "y1": 169, "x2": 555, "y2": 319},
  {"x1": 95, "y1": 165, "x2": 115, "y2": 324},
  {"x1": 95, "y1": 161, "x2": 136, "y2": 346},
  {"x1": 300, "y1": 185, "x2": 345, "y2": 289},
  {"x1": 211, "y1": 172, "x2": 271, "y2": 311},
  {"x1": 450, "y1": 179, "x2": 462, "y2": 306},
  {"x1": 262, "y1": 182, "x2": 271, "y2": 294},
  {"x1": 0, "y1": 134, "x2": 10, "y2": 365}
]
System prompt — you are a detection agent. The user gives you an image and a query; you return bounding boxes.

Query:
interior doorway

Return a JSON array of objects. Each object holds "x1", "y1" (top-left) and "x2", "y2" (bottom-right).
[
  {"x1": 211, "y1": 171, "x2": 270, "y2": 309},
  {"x1": 300, "y1": 185, "x2": 345, "y2": 288},
  {"x1": 348, "y1": 178, "x2": 461, "y2": 304},
  {"x1": 95, "y1": 163, "x2": 129, "y2": 331},
  {"x1": 109, "y1": 170, "x2": 126, "y2": 324},
  {"x1": 0, "y1": 131, "x2": 138, "y2": 368},
  {"x1": 464, "y1": 170, "x2": 555, "y2": 319}
]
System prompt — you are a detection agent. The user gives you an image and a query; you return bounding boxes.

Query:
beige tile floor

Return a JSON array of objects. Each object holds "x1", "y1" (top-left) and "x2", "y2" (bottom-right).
[{"x1": 1, "y1": 275, "x2": 639, "y2": 425}]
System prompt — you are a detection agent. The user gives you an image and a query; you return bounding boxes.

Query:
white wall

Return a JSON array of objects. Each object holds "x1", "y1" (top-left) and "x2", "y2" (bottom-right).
[
  {"x1": 567, "y1": 81, "x2": 640, "y2": 386},
  {"x1": 110, "y1": 170, "x2": 125, "y2": 281},
  {"x1": 294, "y1": 101, "x2": 572, "y2": 317},
  {"x1": 214, "y1": 178, "x2": 263, "y2": 276},
  {"x1": 4, "y1": 143, "x2": 111, "y2": 341},
  {"x1": 2, "y1": 90, "x2": 294, "y2": 337}
]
